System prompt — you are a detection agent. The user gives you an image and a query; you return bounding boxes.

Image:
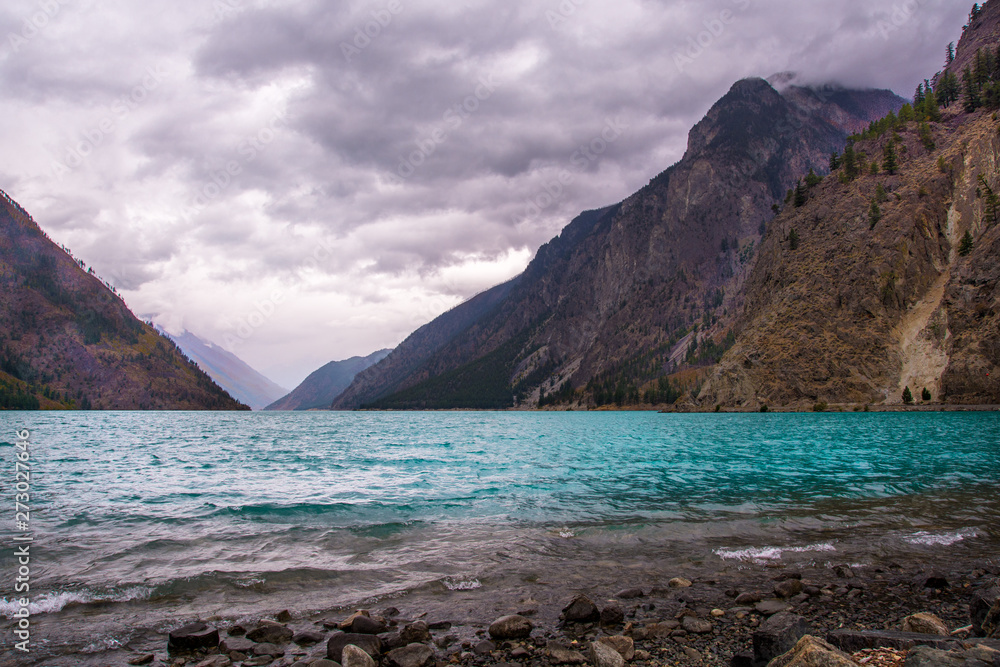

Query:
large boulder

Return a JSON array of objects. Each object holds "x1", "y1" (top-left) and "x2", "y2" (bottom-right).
[
  {"x1": 219, "y1": 636, "x2": 254, "y2": 653},
  {"x1": 168, "y1": 622, "x2": 220, "y2": 651},
  {"x1": 754, "y1": 613, "x2": 809, "y2": 665},
  {"x1": 601, "y1": 603, "x2": 625, "y2": 626},
  {"x1": 385, "y1": 643, "x2": 435, "y2": 667},
  {"x1": 562, "y1": 595, "x2": 600, "y2": 623},
  {"x1": 768, "y1": 635, "x2": 855, "y2": 667},
  {"x1": 488, "y1": 614, "x2": 533, "y2": 639},
  {"x1": 350, "y1": 615, "x2": 388, "y2": 635},
  {"x1": 399, "y1": 621, "x2": 431, "y2": 644},
  {"x1": 903, "y1": 645, "x2": 967, "y2": 667},
  {"x1": 546, "y1": 640, "x2": 587, "y2": 665},
  {"x1": 327, "y1": 632, "x2": 382, "y2": 663}
]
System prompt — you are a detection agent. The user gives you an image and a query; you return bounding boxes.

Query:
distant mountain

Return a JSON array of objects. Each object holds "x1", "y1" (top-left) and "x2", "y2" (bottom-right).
[
  {"x1": 333, "y1": 77, "x2": 905, "y2": 410},
  {"x1": 266, "y1": 349, "x2": 392, "y2": 410},
  {"x1": 0, "y1": 190, "x2": 247, "y2": 410},
  {"x1": 164, "y1": 329, "x2": 287, "y2": 410}
]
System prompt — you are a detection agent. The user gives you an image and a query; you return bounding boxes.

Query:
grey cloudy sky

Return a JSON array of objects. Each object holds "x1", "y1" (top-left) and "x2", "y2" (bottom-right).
[{"x1": 0, "y1": 0, "x2": 969, "y2": 388}]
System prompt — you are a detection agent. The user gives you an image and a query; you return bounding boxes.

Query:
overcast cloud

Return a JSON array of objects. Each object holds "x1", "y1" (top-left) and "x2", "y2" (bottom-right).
[{"x1": 0, "y1": 0, "x2": 969, "y2": 387}]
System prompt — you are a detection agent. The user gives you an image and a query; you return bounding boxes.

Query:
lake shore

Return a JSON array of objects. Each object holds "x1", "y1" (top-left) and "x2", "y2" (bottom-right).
[{"x1": 12, "y1": 548, "x2": 999, "y2": 667}]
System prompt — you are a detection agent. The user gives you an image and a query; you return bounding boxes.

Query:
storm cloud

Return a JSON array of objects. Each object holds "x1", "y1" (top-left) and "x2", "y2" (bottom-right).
[{"x1": 0, "y1": 0, "x2": 969, "y2": 386}]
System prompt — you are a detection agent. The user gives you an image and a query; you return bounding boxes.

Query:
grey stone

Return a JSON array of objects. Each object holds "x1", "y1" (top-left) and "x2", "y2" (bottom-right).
[
  {"x1": 294, "y1": 631, "x2": 326, "y2": 645},
  {"x1": 242, "y1": 657, "x2": 275, "y2": 667},
  {"x1": 220, "y1": 636, "x2": 255, "y2": 653},
  {"x1": 488, "y1": 614, "x2": 533, "y2": 639},
  {"x1": 253, "y1": 642, "x2": 285, "y2": 657},
  {"x1": 168, "y1": 622, "x2": 220, "y2": 651},
  {"x1": 983, "y1": 601, "x2": 1000, "y2": 639},
  {"x1": 774, "y1": 579, "x2": 804, "y2": 599},
  {"x1": 385, "y1": 643, "x2": 435, "y2": 667},
  {"x1": 399, "y1": 621, "x2": 431, "y2": 644},
  {"x1": 349, "y1": 615, "x2": 387, "y2": 635},
  {"x1": 638, "y1": 620, "x2": 680, "y2": 638},
  {"x1": 341, "y1": 643, "x2": 377, "y2": 667},
  {"x1": 276, "y1": 610, "x2": 293, "y2": 623},
  {"x1": 596, "y1": 636, "x2": 634, "y2": 661},
  {"x1": 562, "y1": 595, "x2": 600, "y2": 623},
  {"x1": 511, "y1": 646, "x2": 531, "y2": 659},
  {"x1": 378, "y1": 631, "x2": 406, "y2": 651},
  {"x1": 683, "y1": 647, "x2": 702, "y2": 661},
  {"x1": 310, "y1": 661, "x2": 342, "y2": 667},
  {"x1": 248, "y1": 622, "x2": 294, "y2": 644},
  {"x1": 589, "y1": 640, "x2": 626, "y2": 667},
  {"x1": 769, "y1": 635, "x2": 854, "y2": 667},
  {"x1": 755, "y1": 600, "x2": 790, "y2": 616},
  {"x1": 617, "y1": 588, "x2": 645, "y2": 599},
  {"x1": 127, "y1": 655, "x2": 155, "y2": 666},
  {"x1": 902, "y1": 613, "x2": 949, "y2": 636},
  {"x1": 669, "y1": 577, "x2": 693, "y2": 588},
  {"x1": 326, "y1": 632, "x2": 382, "y2": 663},
  {"x1": 601, "y1": 603, "x2": 625, "y2": 626},
  {"x1": 227, "y1": 625, "x2": 247, "y2": 637},
  {"x1": 546, "y1": 640, "x2": 586, "y2": 665},
  {"x1": 474, "y1": 640, "x2": 496, "y2": 655},
  {"x1": 193, "y1": 657, "x2": 232, "y2": 667},
  {"x1": 736, "y1": 592, "x2": 762, "y2": 605},
  {"x1": 825, "y1": 629, "x2": 960, "y2": 653},
  {"x1": 753, "y1": 612, "x2": 809, "y2": 666},
  {"x1": 903, "y1": 645, "x2": 966, "y2": 667},
  {"x1": 427, "y1": 620, "x2": 452, "y2": 630},
  {"x1": 681, "y1": 616, "x2": 713, "y2": 634}
]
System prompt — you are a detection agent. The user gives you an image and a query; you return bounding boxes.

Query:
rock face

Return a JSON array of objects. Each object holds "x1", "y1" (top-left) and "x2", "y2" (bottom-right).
[
  {"x1": 0, "y1": 189, "x2": 248, "y2": 411},
  {"x1": 168, "y1": 622, "x2": 220, "y2": 651},
  {"x1": 330, "y1": 78, "x2": 904, "y2": 410},
  {"x1": 973, "y1": 586, "x2": 1000, "y2": 637},
  {"x1": 488, "y1": 614, "x2": 534, "y2": 639},
  {"x1": 768, "y1": 635, "x2": 855, "y2": 667},
  {"x1": 902, "y1": 613, "x2": 949, "y2": 636},
  {"x1": 700, "y1": 9, "x2": 1000, "y2": 409}
]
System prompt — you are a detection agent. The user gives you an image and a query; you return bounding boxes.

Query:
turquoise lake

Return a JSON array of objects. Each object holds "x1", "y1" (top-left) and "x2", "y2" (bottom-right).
[{"x1": 0, "y1": 410, "x2": 998, "y2": 661}]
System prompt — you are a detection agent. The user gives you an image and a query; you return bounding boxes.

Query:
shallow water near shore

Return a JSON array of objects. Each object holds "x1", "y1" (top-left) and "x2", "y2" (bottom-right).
[{"x1": 0, "y1": 410, "x2": 998, "y2": 663}]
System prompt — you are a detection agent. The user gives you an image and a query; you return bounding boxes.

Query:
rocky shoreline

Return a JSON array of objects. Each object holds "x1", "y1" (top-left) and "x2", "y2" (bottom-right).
[{"x1": 97, "y1": 560, "x2": 1000, "y2": 667}]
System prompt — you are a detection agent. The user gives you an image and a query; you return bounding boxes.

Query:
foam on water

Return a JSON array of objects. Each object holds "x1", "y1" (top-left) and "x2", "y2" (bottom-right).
[
  {"x1": 714, "y1": 542, "x2": 837, "y2": 563},
  {"x1": 0, "y1": 586, "x2": 152, "y2": 617},
  {"x1": 904, "y1": 528, "x2": 979, "y2": 546},
  {"x1": 442, "y1": 577, "x2": 482, "y2": 591}
]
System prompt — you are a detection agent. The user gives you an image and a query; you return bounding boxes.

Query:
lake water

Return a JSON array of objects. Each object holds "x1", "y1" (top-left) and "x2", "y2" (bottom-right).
[{"x1": 0, "y1": 411, "x2": 998, "y2": 663}]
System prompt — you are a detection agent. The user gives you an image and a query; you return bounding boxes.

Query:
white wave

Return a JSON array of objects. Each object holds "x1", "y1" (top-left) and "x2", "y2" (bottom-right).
[
  {"x1": 904, "y1": 528, "x2": 978, "y2": 546},
  {"x1": 0, "y1": 586, "x2": 151, "y2": 617},
  {"x1": 442, "y1": 577, "x2": 481, "y2": 591},
  {"x1": 714, "y1": 542, "x2": 837, "y2": 563}
]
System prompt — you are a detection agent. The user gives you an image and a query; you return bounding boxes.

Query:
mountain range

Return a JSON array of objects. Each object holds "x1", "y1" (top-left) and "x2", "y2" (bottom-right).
[{"x1": 331, "y1": 4, "x2": 1000, "y2": 410}]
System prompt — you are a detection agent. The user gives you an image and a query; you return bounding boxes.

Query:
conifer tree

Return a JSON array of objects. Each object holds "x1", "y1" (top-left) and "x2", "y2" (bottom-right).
[
  {"x1": 869, "y1": 200, "x2": 882, "y2": 229},
  {"x1": 843, "y1": 144, "x2": 858, "y2": 180},
  {"x1": 902, "y1": 386, "x2": 914, "y2": 405},
  {"x1": 963, "y1": 66, "x2": 982, "y2": 111},
  {"x1": 793, "y1": 180, "x2": 807, "y2": 207},
  {"x1": 924, "y1": 89, "x2": 942, "y2": 121},
  {"x1": 882, "y1": 140, "x2": 898, "y2": 175},
  {"x1": 919, "y1": 122, "x2": 935, "y2": 151},
  {"x1": 959, "y1": 230, "x2": 975, "y2": 256},
  {"x1": 914, "y1": 83, "x2": 925, "y2": 106},
  {"x1": 829, "y1": 151, "x2": 841, "y2": 171}
]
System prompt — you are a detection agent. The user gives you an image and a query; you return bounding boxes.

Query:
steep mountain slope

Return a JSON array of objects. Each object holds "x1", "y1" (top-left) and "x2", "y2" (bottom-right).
[
  {"x1": 165, "y1": 329, "x2": 287, "y2": 410},
  {"x1": 699, "y1": 5, "x2": 1000, "y2": 408},
  {"x1": 267, "y1": 348, "x2": 391, "y2": 410},
  {"x1": 0, "y1": 190, "x2": 247, "y2": 410},
  {"x1": 335, "y1": 80, "x2": 904, "y2": 409}
]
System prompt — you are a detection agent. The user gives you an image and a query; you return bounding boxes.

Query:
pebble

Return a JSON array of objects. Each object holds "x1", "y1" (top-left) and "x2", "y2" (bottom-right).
[{"x1": 669, "y1": 577, "x2": 693, "y2": 588}]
